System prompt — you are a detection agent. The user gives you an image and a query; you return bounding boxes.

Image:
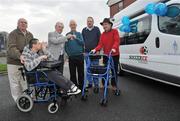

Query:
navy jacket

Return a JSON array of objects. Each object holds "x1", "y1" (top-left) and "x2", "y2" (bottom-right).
[{"x1": 82, "y1": 26, "x2": 101, "y2": 52}]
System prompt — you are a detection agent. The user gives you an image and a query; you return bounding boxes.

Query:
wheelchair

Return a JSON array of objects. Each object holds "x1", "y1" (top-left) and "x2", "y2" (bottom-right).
[{"x1": 16, "y1": 61, "x2": 70, "y2": 114}]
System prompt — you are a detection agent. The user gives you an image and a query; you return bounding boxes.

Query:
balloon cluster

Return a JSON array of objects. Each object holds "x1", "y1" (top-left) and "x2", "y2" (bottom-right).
[
  {"x1": 119, "y1": 16, "x2": 131, "y2": 33},
  {"x1": 145, "y1": 2, "x2": 167, "y2": 16}
]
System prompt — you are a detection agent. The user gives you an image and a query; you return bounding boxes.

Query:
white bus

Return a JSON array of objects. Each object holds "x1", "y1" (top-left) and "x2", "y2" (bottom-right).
[{"x1": 113, "y1": 0, "x2": 180, "y2": 86}]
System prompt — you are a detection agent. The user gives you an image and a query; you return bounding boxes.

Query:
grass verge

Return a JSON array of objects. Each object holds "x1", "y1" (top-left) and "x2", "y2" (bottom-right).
[{"x1": 0, "y1": 64, "x2": 7, "y2": 74}]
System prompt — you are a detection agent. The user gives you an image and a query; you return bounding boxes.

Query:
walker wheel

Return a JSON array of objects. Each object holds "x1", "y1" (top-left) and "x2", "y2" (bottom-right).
[
  {"x1": 48, "y1": 103, "x2": 59, "y2": 114},
  {"x1": 16, "y1": 94, "x2": 33, "y2": 112},
  {"x1": 114, "y1": 89, "x2": 121, "y2": 96},
  {"x1": 81, "y1": 95, "x2": 88, "y2": 101},
  {"x1": 100, "y1": 99, "x2": 108, "y2": 107}
]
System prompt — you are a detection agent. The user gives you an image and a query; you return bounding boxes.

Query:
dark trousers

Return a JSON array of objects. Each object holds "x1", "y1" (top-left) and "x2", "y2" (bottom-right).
[
  {"x1": 102, "y1": 55, "x2": 119, "y2": 87},
  {"x1": 46, "y1": 70, "x2": 73, "y2": 91},
  {"x1": 57, "y1": 54, "x2": 64, "y2": 74},
  {"x1": 69, "y1": 55, "x2": 84, "y2": 90}
]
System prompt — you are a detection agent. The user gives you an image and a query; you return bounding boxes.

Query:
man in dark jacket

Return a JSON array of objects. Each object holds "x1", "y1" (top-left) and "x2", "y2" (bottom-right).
[
  {"x1": 82, "y1": 17, "x2": 101, "y2": 53},
  {"x1": 7, "y1": 18, "x2": 33, "y2": 102},
  {"x1": 82, "y1": 17, "x2": 101, "y2": 93},
  {"x1": 65, "y1": 20, "x2": 84, "y2": 90}
]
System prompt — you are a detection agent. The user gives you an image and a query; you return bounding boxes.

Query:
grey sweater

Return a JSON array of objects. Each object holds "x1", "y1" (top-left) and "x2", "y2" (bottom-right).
[{"x1": 48, "y1": 31, "x2": 68, "y2": 60}]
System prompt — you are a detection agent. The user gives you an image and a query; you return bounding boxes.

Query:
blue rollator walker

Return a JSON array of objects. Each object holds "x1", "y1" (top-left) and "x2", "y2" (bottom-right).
[
  {"x1": 81, "y1": 51, "x2": 120, "y2": 106},
  {"x1": 16, "y1": 61, "x2": 70, "y2": 113}
]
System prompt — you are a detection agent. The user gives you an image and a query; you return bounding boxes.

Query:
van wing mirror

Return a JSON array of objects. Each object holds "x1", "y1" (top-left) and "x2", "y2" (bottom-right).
[{"x1": 166, "y1": 6, "x2": 180, "y2": 18}]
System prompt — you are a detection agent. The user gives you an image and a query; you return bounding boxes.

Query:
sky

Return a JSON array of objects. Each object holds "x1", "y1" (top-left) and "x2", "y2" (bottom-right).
[{"x1": 0, "y1": 0, "x2": 109, "y2": 41}]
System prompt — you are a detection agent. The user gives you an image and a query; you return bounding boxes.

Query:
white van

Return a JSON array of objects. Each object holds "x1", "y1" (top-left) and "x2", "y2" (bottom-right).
[{"x1": 113, "y1": 0, "x2": 180, "y2": 86}]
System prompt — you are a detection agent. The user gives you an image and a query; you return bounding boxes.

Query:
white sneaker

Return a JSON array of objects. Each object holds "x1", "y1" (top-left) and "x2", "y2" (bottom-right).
[{"x1": 67, "y1": 85, "x2": 81, "y2": 95}]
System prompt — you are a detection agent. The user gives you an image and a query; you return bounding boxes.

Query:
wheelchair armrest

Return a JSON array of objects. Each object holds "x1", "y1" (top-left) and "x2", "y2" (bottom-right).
[{"x1": 25, "y1": 68, "x2": 51, "y2": 75}]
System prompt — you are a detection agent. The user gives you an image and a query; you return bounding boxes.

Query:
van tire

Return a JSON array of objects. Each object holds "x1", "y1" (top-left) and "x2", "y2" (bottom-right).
[{"x1": 118, "y1": 62, "x2": 125, "y2": 76}]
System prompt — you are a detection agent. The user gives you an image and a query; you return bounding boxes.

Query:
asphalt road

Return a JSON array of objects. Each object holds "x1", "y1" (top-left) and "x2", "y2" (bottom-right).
[{"x1": 0, "y1": 67, "x2": 180, "y2": 121}]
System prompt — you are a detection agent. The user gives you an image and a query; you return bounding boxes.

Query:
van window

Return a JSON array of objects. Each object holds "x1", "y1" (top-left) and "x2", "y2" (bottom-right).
[
  {"x1": 158, "y1": 4, "x2": 180, "y2": 36},
  {"x1": 120, "y1": 15, "x2": 152, "y2": 45}
]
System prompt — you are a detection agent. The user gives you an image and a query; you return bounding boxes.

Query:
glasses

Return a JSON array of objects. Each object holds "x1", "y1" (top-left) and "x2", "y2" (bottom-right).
[
  {"x1": 57, "y1": 26, "x2": 64, "y2": 28},
  {"x1": 20, "y1": 21, "x2": 27, "y2": 24}
]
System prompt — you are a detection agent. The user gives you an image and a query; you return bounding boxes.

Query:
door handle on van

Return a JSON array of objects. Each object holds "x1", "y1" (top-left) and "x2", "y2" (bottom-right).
[{"x1": 155, "y1": 37, "x2": 160, "y2": 48}]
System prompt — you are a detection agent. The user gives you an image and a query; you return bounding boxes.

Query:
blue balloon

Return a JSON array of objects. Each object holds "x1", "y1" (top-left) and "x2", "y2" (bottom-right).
[
  {"x1": 145, "y1": 3, "x2": 156, "y2": 14},
  {"x1": 155, "y1": 3, "x2": 167, "y2": 16},
  {"x1": 119, "y1": 25, "x2": 131, "y2": 33},
  {"x1": 122, "y1": 16, "x2": 130, "y2": 25},
  {"x1": 119, "y1": 25, "x2": 124, "y2": 32},
  {"x1": 124, "y1": 26, "x2": 131, "y2": 33}
]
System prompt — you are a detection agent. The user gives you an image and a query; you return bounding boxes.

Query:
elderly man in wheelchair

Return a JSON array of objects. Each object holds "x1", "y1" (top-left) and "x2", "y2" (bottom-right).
[{"x1": 16, "y1": 38, "x2": 81, "y2": 113}]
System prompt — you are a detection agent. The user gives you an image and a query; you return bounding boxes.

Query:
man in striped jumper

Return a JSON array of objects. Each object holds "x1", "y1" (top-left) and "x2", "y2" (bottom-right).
[{"x1": 22, "y1": 38, "x2": 81, "y2": 95}]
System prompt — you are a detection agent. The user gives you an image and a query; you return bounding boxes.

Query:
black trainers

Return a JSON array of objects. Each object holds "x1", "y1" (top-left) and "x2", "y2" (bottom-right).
[
  {"x1": 86, "y1": 84, "x2": 92, "y2": 89},
  {"x1": 84, "y1": 88, "x2": 89, "y2": 92}
]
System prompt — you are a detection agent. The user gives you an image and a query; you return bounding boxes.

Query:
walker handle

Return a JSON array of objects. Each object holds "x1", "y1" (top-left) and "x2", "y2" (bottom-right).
[
  {"x1": 109, "y1": 50, "x2": 113, "y2": 56},
  {"x1": 89, "y1": 51, "x2": 95, "y2": 55}
]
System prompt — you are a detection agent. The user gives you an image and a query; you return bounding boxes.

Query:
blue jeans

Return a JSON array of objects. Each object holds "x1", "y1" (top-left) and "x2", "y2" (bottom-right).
[{"x1": 86, "y1": 59, "x2": 99, "y2": 87}]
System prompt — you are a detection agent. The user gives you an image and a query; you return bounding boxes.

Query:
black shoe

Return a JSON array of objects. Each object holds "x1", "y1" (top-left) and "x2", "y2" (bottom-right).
[
  {"x1": 83, "y1": 88, "x2": 89, "y2": 92},
  {"x1": 86, "y1": 84, "x2": 92, "y2": 89},
  {"x1": 60, "y1": 96, "x2": 70, "y2": 107},
  {"x1": 114, "y1": 89, "x2": 121, "y2": 96},
  {"x1": 93, "y1": 87, "x2": 99, "y2": 94}
]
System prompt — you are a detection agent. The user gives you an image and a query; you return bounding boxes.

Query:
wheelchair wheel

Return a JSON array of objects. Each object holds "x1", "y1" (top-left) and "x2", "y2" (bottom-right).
[
  {"x1": 16, "y1": 94, "x2": 33, "y2": 112},
  {"x1": 48, "y1": 103, "x2": 59, "y2": 114}
]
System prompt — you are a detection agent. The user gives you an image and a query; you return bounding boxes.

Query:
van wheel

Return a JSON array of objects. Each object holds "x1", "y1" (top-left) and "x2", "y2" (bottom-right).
[{"x1": 118, "y1": 62, "x2": 125, "y2": 76}]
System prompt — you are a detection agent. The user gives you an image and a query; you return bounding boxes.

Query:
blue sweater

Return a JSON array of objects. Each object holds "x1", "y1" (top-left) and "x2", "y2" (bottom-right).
[
  {"x1": 65, "y1": 31, "x2": 84, "y2": 57},
  {"x1": 82, "y1": 26, "x2": 101, "y2": 52}
]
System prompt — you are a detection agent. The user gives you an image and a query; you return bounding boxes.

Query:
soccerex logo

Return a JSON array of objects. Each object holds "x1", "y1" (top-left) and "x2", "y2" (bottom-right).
[{"x1": 140, "y1": 46, "x2": 148, "y2": 55}]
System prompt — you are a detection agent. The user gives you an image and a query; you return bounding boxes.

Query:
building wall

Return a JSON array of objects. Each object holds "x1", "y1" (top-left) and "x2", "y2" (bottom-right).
[
  {"x1": 110, "y1": 2, "x2": 121, "y2": 17},
  {"x1": 123, "y1": 0, "x2": 136, "y2": 8},
  {"x1": 109, "y1": 0, "x2": 136, "y2": 17}
]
